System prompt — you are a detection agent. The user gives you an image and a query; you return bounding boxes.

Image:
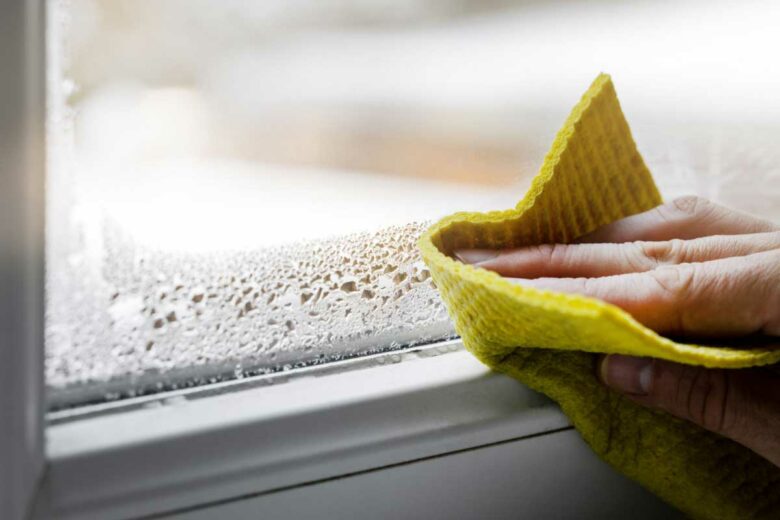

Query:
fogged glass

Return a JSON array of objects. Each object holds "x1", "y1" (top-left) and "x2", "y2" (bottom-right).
[{"x1": 47, "y1": 0, "x2": 780, "y2": 407}]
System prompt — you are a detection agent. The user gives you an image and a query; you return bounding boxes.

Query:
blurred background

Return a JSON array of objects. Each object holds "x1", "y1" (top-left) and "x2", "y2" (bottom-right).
[
  {"x1": 47, "y1": 0, "x2": 780, "y2": 405},
  {"x1": 58, "y1": 0, "x2": 780, "y2": 250}
]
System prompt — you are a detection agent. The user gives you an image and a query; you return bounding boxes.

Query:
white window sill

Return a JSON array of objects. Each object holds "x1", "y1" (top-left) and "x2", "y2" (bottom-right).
[
  {"x1": 37, "y1": 340, "x2": 678, "y2": 519},
  {"x1": 36, "y1": 341, "x2": 571, "y2": 519}
]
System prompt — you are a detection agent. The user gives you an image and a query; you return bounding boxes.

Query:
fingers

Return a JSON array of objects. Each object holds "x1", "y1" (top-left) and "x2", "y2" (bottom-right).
[
  {"x1": 578, "y1": 196, "x2": 777, "y2": 243},
  {"x1": 510, "y1": 249, "x2": 780, "y2": 337},
  {"x1": 599, "y1": 354, "x2": 780, "y2": 468},
  {"x1": 455, "y1": 232, "x2": 780, "y2": 279}
]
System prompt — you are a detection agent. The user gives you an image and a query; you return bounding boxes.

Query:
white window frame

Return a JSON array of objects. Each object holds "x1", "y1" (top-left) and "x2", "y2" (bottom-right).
[
  {"x1": 1, "y1": 2, "x2": 676, "y2": 518},
  {"x1": 38, "y1": 345, "x2": 576, "y2": 519}
]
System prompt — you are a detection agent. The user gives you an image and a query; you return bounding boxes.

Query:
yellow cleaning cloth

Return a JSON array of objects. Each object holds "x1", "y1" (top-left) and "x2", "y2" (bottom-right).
[{"x1": 418, "y1": 74, "x2": 780, "y2": 519}]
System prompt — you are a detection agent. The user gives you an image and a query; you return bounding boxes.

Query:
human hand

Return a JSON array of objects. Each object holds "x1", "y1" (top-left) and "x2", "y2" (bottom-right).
[{"x1": 455, "y1": 196, "x2": 780, "y2": 467}]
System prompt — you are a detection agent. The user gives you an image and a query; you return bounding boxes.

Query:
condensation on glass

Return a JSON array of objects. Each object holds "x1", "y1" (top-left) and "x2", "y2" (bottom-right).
[
  {"x1": 45, "y1": 0, "x2": 533, "y2": 408},
  {"x1": 47, "y1": 0, "x2": 780, "y2": 408}
]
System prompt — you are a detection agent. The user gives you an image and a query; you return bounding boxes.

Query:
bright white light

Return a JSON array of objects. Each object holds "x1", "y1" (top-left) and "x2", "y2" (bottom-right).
[{"x1": 88, "y1": 158, "x2": 511, "y2": 252}]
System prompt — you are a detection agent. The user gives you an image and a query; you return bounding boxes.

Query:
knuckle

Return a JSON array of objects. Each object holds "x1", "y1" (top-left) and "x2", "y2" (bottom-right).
[
  {"x1": 687, "y1": 370, "x2": 725, "y2": 432},
  {"x1": 715, "y1": 372, "x2": 740, "y2": 435},
  {"x1": 654, "y1": 196, "x2": 714, "y2": 226},
  {"x1": 666, "y1": 239, "x2": 688, "y2": 263},
  {"x1": 532, "y1": 244, "x2": 554, "y2": 262},
  {"x1": 688, "y1": 369, "x2": 728, "y2": 432},
  {"x1": 671, "y1": 195, "x2": 710, "y2": 217},
  {"x1": 623, "y1": 242, "x2": 656, "y2": 271},
  {"x1": 671, "y1": 365, "x2": 697, "y2": 414},
  {"x1": 650, "y1": 263, "x2": 696, "y2": 301},
  {"x1": 580, "y1": 276, "x2": 598, "y2": 296},
  {"x1": 637, "y1": 239, "x2": 687, "y2": 267},
  {"x1": 672, "y1": 365, "x2": 694, "y2": 410},
  {"x1": 664, "y1": 365, "x2": 733, "y2": 434},
  {"x1": 531, "y1": 243, "x2": 573, "y2": 270},
  {"x1": 648, "y1": 264, "x2": 697, "y2": 333},
  {"x1": 545, "y1": 243, "x2": 569, "y2": 265}
]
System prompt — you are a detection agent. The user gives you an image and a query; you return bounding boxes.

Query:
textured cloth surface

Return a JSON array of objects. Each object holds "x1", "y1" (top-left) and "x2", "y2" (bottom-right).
[{"x1": 418, "y1": 74, "x2": 780, "y2": 519}]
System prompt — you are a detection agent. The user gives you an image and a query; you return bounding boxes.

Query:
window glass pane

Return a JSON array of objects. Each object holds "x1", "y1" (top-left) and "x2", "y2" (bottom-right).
[{"x1": 47, "y1": 0, "x2": 780, "y2": 408}]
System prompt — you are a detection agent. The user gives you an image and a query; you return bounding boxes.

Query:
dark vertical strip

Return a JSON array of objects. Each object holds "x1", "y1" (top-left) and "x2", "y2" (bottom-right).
[{"x1": 0, "y1": 0, "x2": 46, "y2": 518}]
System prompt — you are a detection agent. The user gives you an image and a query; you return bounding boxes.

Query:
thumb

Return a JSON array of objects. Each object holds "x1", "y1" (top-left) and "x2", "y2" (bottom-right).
[{"x1": 599, "y1": 354, "x2": 780, "y2": 467}]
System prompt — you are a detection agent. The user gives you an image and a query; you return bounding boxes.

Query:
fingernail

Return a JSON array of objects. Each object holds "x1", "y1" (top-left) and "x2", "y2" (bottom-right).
[
  {"x1": 454, "y1": 249, "x2": 499, "y2": 265},
  {"x1": 599, "y1": 355, "x2": 654, "y2": 395}
]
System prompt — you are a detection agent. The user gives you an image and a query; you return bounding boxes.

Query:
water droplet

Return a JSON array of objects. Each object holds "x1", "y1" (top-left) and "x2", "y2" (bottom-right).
[{"x1": 340, "y1": 281, "x2": 358, "y2": 293}]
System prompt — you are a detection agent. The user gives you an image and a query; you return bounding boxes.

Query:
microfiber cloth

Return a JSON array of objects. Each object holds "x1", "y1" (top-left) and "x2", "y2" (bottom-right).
[{"x1": 418, "y1": 74, "x2": 780, "y2": 519}]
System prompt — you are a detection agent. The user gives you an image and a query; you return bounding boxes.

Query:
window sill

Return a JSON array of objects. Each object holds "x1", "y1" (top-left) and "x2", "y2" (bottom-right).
[{"x1": 38, "y1": 341, "x2": 570, "y2": 519}]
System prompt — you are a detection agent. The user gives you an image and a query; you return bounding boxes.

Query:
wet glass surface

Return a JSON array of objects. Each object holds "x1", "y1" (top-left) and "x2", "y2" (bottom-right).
[{"x1": 47, "y1": 0, "x2": 780, "y2": 407}]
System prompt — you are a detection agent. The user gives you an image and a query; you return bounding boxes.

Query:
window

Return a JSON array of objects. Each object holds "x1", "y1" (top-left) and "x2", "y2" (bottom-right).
[
  {"x1": 47, "y1": 0, "x2": 544, "y2": 408},
  {"x1": 47, "y1": 0, "x2": 780, "y2": 409},
  {"x1": 3, "y1": 0, "x2": 779, "y2": 518}
]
